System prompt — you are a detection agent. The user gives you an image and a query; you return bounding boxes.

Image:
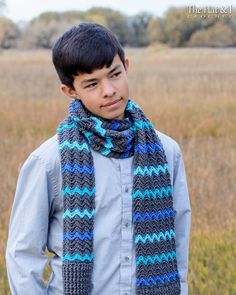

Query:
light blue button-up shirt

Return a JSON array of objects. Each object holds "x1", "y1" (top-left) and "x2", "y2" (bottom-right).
[{"x1": 6, "y1": 130, "x2": 191, "y2": 295}]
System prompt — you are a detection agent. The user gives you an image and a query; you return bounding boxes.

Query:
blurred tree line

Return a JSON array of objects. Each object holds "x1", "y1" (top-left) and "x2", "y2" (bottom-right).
[{"x1": 0, "y1": 6, "x2": 236, "y2": 49}]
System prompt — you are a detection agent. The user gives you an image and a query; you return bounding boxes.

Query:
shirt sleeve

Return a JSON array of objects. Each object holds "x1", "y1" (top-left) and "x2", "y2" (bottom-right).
[
  {"x1": 6, "y1": 154, "x2": 53, "y2": 295},
  {"x1": 172, "y1": 146, "x2": 191, "y2": 295}
]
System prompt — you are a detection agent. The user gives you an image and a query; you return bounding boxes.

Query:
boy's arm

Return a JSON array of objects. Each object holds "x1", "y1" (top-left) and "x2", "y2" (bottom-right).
[
  {"x1": 6, "y1": 154, "x2": 53, "y2": 295},
  {"x1": 173, "y1": 145, "x2": 191, "y2": 295}
]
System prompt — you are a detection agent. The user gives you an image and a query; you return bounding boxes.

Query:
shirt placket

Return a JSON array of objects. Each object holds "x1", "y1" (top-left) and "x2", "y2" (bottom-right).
[{"x1": 119, "y1": 158, "x2": 133, "y2": 295}]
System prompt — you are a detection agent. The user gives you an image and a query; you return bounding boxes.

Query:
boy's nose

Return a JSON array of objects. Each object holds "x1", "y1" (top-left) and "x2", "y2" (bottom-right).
[{"x1": 102, "y1": 80, "x2": 116, "y2": 97}]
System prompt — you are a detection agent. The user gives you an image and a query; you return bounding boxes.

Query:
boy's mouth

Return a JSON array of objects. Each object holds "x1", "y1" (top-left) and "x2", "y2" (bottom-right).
[{"x1": 102, "y1": 98, "x2": 122, "y2": 107}]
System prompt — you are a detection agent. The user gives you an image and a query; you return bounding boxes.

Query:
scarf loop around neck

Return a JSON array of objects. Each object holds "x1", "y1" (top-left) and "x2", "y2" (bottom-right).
[{"x1": 57, "y1": 99, "x2": 181, "y2": 295}]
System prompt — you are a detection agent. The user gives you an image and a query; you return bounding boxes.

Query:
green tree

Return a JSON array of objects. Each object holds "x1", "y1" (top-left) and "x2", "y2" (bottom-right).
[
  {"x1": 130, "y1": 12, "x2": 153, "y2": 46},
  {"x1": 84, "y1": 8, "x2": 131, "y2": 45}
]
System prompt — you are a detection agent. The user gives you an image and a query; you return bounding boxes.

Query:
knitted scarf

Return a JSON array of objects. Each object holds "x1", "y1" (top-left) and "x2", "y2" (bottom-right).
[{"x1": 57, "y1": 99, "x2": 181, "y2": 295}]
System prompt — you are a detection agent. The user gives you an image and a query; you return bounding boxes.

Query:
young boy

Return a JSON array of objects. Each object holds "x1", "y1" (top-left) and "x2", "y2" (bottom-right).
[{"x1": 6, "y1": 23, "x2": 191, "y2": 295}]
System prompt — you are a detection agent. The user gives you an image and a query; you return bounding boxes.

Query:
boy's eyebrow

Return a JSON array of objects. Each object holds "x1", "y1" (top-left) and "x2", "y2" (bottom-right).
[
  {"x1": 80, "y1": 65, "x2": 122, "y2": 86},
  {"x1": 108, "y1": 64, "x2": 122, "y2": 74},
  {"x1": 81, "y1": 78, "x2": 97, "y2": 86}
]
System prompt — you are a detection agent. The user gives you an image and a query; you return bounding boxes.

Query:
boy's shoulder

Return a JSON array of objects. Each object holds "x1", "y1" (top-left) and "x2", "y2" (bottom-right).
[
  {"x1": 29, "y1": 134, "x2": 60, "y2": 171},
  {"x1": 155, "y1": 129, "x2": 181, "y2": 155},
  {"x1": 154, "y1": 129, "x2": 183, "y2": 175}
]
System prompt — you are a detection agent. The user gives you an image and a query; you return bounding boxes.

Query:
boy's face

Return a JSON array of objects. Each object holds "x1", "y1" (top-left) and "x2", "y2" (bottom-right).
[{"x1": 61, "y1": 54, "x2": 129, "y2": 120}]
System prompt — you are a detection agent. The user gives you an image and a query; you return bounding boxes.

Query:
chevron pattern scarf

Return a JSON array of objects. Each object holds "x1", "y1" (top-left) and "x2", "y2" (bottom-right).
[{"x1": 57, "y1": 99, "x2": 181, "y2": 295}]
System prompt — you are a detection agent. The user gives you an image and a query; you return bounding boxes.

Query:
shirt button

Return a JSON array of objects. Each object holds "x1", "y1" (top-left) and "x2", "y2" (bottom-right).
[
  {"x1": 124, "y1": 256, "x2": 130, "y2": 262},
  {"x1": 125, "y1": 221, "x2": 129, "y2": 228},
  {"x1": 125, "y1": 187, "x2": 129, "y2": 193}
]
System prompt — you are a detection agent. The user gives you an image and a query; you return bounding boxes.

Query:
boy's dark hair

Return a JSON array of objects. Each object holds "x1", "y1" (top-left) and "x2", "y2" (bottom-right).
[{"x1": 52, "y1": 22, "x2": 125, "y2": 89}]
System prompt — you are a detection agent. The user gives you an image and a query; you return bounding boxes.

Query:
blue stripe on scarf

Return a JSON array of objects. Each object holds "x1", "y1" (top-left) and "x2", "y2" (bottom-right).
[
  {"x1": 137, "y1": 271, "x2": 180, "y2": 287},
  {"x1": 133, "y1": 208, "x2": 175, "y2": 222},
  {"x1": 61, "y1": 163, "x2": 94, "y2": 174},
  {"x1": 69, "y1": 99, "x2": 82, "y2": 113},
  {"x1": 63, "y1": 232, "x2": 93, "y2": 241},
  {"x1": 134, "y1": 143, "x2": 164, "y2": 154},
  {"x1": 111, "y1": 119, "x2": 121, "y2": 130},
  {"x1": 122, "y1": 130, "x2": 133, "y2": 152}
]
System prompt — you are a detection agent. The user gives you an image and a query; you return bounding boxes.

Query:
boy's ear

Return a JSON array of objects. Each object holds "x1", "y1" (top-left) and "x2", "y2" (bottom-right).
[
  {"x1": 124, "y1": 58, "x2": 129, "y2": 72},
  {"x1": 61, "y1": 84, "x2": 80, "y2": 99}
]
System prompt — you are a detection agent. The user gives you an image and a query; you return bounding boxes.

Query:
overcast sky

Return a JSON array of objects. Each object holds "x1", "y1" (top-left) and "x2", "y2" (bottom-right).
[{"x1": 4, "y1": 0, "x2": 234, "y2": 22}]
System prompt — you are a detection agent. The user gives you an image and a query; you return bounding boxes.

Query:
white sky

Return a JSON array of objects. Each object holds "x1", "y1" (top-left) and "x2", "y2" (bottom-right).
[{"x1": 4, "y1": 0, "x2": 235, "y2": 22}]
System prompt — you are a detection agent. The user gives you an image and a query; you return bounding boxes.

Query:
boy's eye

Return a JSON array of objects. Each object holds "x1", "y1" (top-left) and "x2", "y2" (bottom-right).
[
  {"x1": 85, "y1": 83, "x2": 97, "y2": 89},
  {"x1": 111, "y1": 72, "x2": 121, "y2": 78}
]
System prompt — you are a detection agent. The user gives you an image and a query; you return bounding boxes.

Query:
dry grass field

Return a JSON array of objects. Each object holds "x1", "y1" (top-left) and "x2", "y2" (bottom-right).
[{"x1": 0, "y1": 47, "x2": 236, "y2": 294}]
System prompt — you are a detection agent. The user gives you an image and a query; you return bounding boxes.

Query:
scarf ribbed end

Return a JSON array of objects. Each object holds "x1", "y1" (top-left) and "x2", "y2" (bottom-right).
[
  {"x1": 137, "y1": 281, "x2": 181, "y2": 295},
  {"x1": 63, "y1": 262, "x2": 93, "y2": 295}
]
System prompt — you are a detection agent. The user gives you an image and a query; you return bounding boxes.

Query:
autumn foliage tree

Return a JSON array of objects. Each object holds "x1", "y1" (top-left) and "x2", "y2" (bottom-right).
[
  {"x1": 188, "y1": 23, "x2": 236, "y2": 47},
  {"x1": 1, "y1": 6, "x2": 236, "y2": 49},
  {"x1": 0, "y1": 17, "x2": 19, "y2": 48}
]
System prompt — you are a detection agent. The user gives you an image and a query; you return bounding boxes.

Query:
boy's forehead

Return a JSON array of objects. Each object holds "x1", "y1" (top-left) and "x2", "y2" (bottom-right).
[{"x1": 77, "y1": 54, "x2": 123, "y2": 82}]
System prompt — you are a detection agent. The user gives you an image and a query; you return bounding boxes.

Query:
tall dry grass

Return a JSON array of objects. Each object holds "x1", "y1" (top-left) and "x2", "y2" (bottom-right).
[{"x1": 0, "y1": 48, "x2": 235, "y2": 294}]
